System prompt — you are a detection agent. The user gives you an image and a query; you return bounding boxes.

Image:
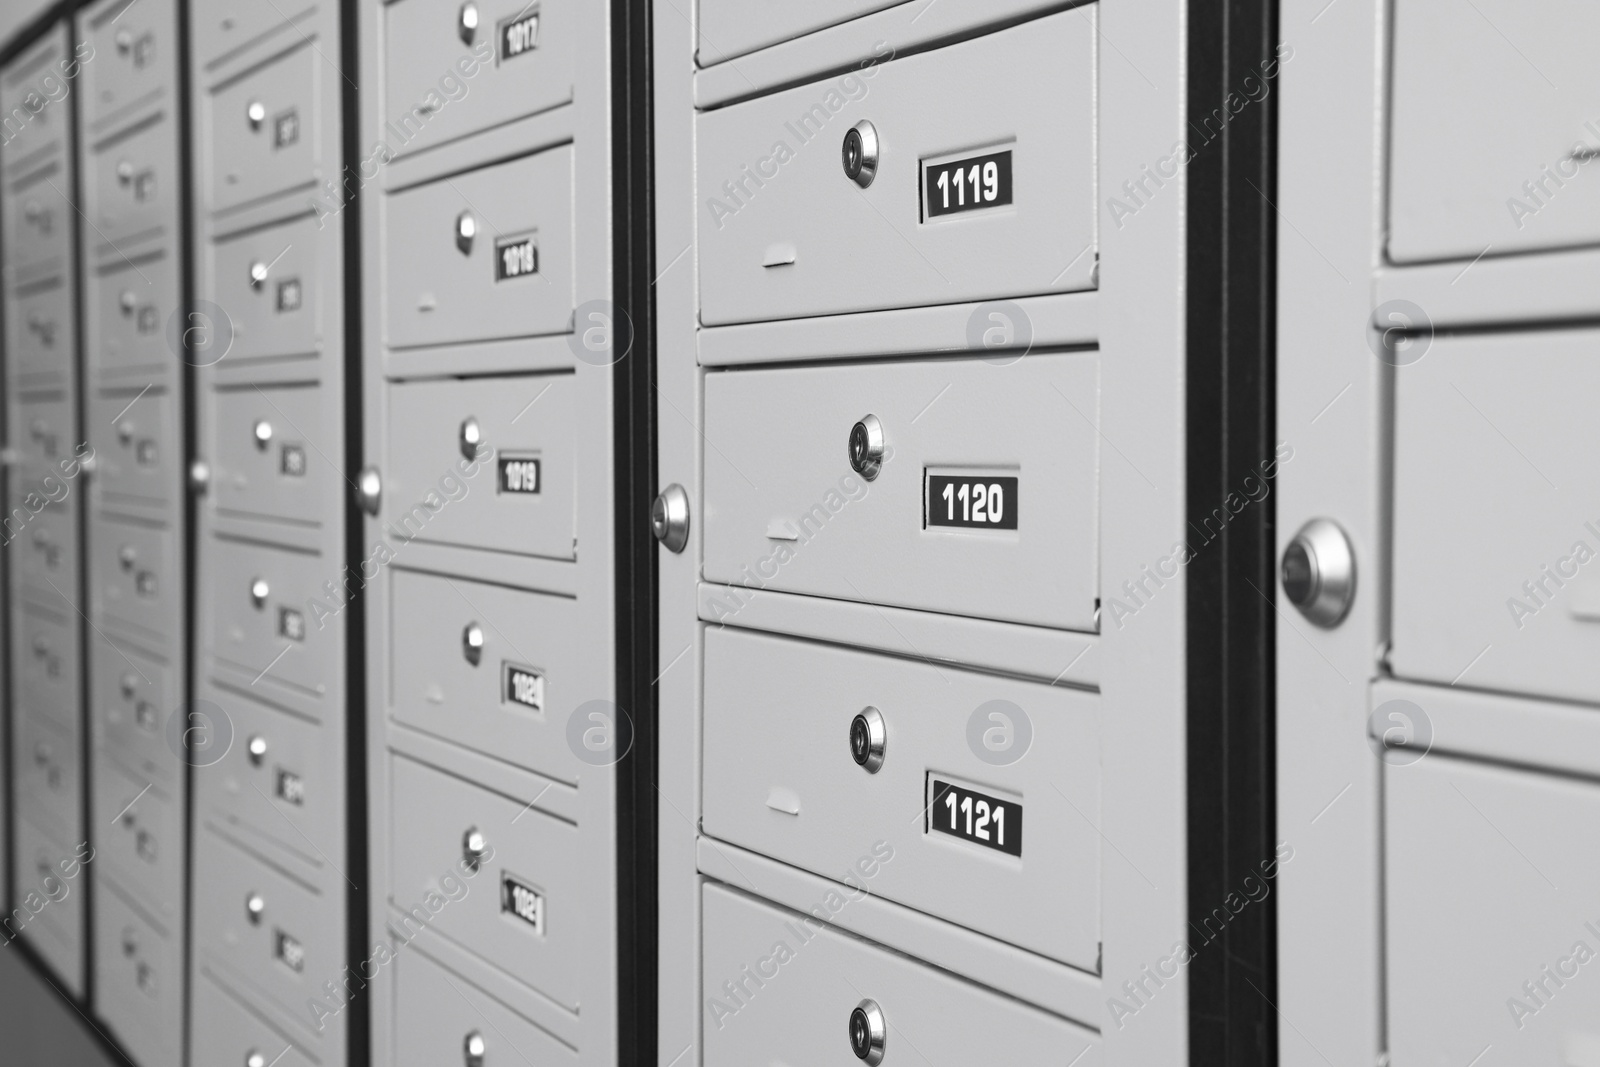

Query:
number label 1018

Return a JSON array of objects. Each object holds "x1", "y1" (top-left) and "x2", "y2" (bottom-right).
[{"x1": 929, "y1": 778, "x2": 1022, "y2": 857}]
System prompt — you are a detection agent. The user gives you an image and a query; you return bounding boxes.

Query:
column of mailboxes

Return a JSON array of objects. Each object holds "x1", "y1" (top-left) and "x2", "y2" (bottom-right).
[
  {"x1": 184, "y1": 3, "x2": 351, "y2": 1065},
  {"x1": 687, "y1": 7, "x2": 1103, "y2": 1063},
  {"x1": 73, "y1": 0, "x2": 188, "y2": 1061},
  {"x1": 1372, "y1": 7, "x2": 1600, "y2": 1063},
  {"x1": 359, "y1": 1, "x2": 617, "y2": 1063},
  {"x1": 3, "y1": 21, "x2": 90, "y2": 1000}
]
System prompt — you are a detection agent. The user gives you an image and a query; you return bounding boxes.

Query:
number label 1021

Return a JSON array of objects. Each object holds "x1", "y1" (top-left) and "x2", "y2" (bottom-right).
[{"x1": 927, "y1": 473, "x2": 1018, "y2": 530}]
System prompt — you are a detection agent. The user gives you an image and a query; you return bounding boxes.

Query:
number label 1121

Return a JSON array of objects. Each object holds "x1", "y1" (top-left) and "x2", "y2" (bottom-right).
[
  {"x1": 929, "y1": 778, "x2": 1022, "y2": 857},
  {"x1": 927, "y1": 473, "x2": 1018, "y2": 530},
  {"x1": 924, "y1": 149, "x2": 1014, "y2": 219}
]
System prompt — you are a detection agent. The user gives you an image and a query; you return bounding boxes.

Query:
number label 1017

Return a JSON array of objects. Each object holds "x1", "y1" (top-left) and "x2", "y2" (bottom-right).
[
  {"x1": 929, "y1": 778, "x2": 1022, "y2": 857},
  {"x1": 927, "y1": 473, "x2": 1018, "y2": 530}
]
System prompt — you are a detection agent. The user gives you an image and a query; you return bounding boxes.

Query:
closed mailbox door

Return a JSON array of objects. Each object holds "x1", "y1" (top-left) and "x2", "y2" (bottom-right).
[
  {"x1": 94, "y1": 882, "x2": 181, "y2": 1067},
  {"x1": 87, "y1": 252, "x2": 179, "y2": 380},
  {"x1": 394, "y1": 948, "x2": 581, "y2": 1067},
  {"x1": 208, "y1": 40, "x2": 320, "y2": 213},
  {"x1": 212, "y1": 383, "x2": 330, "y2": 529},
  {"x1": 211, "y1": 212, "x2": 325, "y2": 364},
  {"x1": 204, "y1": 536, "x2": 336, "y2": 705}
]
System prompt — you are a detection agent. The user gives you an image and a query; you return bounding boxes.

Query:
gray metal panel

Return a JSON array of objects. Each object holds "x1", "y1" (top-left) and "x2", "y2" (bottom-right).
[
  {"x1": 382, "y1": 0, "x2": 575, "y2": 161},
  {"x1": 87, "y1": 632, "x2": 175, "y2": 786},
  {"x1": 1391, "y1": 328, "x2": 1600, "y2": 703},
  {"x1": 702, "y1": 626, "x2": 1101, "y2": 969},
  {"x1": 388, "y1": 752, "x2": 583, "y2": 1012},
  {"x1": 702, "y1": 352, "x2": 1099, "y2": 631},
  {"x1": 388, "y1": 567, "x2": 588, "y2": 783},
  {"x1": 14, "y1": 500, "x2": 78, "y2": 602},
  {"x1": 206, "y1": 39, "x2": 322, "y2": 214},
  {"x1": 695, "y1": 0, "x2": 903, "y2": 63},
  {"x1": 10, "y1": 814, "x2": 89, "y2": 996},
  {"x1": 382, "y1": 146, "x2": 574, "y2": 349},
  {"x1": 2, "y1": 161, "x2": 73, "y2": 279},
  {"x1": 14, "y1": 600, "x2": 79, "y2": 725},
  {"x1": 92, "y1": 880, "x2": 182, "y2": 1066},
  {"x1": 1388, "y1": 0, "x2": 1600, "y2": 263},
  {"x1": 701, "y1": 882, "x2": 1099, "y2": 1065},
  {"x1": 202, "y1": 535, "x2": 335, "y2": 704},
  {"x1": 209, "y1": 210, "x2": 326, "y2": 364},
  {"x1": 87, "y1": 513, "x2": 178, "y2": 648},
  {"x1": 212, "y1": 382, "x2": 331, "y2": 529},
  {"x1": 87, "y1": 385, "x2": 178, "y2": 513},
  {"x1": 383, "y1": 373, "x2": 575, "y2": 559},
  {"x1": 7, "y1": 276, "x2": 72, "y2": 385},
  {"x1": 78, "y1": 0, "x2": 175, "y2": 129},
  {"x1": 393, "y1": 946, "x2": 581, "y2": 1067},
  {"x1": 91, "y1": 755, "x2": 182, "y2": 927},
  {"x1": 82, "y1": 112, "x2": 180, "y2": 252},
  {"x1": 84, "y1": 247, "x2": 180, "y2": 383},
  {"x1": 695, "y1": 10, "x2": 1095, "y2": 325},
  {"x1": 1386, "y1": 751, "x2": 1600, "y2": 1067},
  {"x1": 191, "y1": 970, "x2": 318, "y2": 1067},
  {"x1": 14, "y1": 709, "x2": 81, "y2": 844}
]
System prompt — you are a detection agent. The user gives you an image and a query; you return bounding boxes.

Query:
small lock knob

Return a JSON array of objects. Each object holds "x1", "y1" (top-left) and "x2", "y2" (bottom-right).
[
  {"x1": 246, "y1": 1052, "x2": 267, "y2": 1067},
  {"x1": 849, "y1": 999, "x2": 887, "y2": 1064},
  {"x1": 462, "y1": 827, "x2": 489, "y2": 872},
  {"x1": 118, "y1": 419, "x2": 136, "y2": 444},
  {"x1": 117, "y1": 159, "x2": 134, "y2": 184},
  {"x1": 250, "y1": 577, "x2": 270, "y2": 608},
  {"x1": 463, "y1": 1031, "x2": 487, "y2": 1067},
  {"x1": 34, "y1": 742, "x2": 52, "y2": 765},
  {"x1": 848, "y1": 415, "x2": 885, "y2": 479},
  {"x1": 248, "y1": 735, "x2": 268, "y2": 766},
  {"x1": 455, "y1": 210, "x2": 477, "y2": 255},
  {"x1": 1282, "y1": 518, "x2": 1356, "y2": 628},
  {"x1": 357, "y1": 466, "x2": 383, "y2": 516},
  {"x1": 122, "y1": 926, "x2": 139, "y2": 957},
  {"x1": 459, "y1": 416, "x2": 482, "y2": 459},
  {"x1": 246, "y1": 892, "x2": 266, "y2": 924},
  {"x1": 115, "y1": 29, "x2": 133, "y2": 54},
  {"x1": 849, "y1": 707, "x2": 886, "y2": 773},
  {"x1": 121, "y1": 671, "x2": 139, "y2": 700},
  {"x1": 119, "y1": 289, "x2": 137, "y2": 315},
  {"x1": 458, "y1": 2, "x2": 479, "y2": 45},
  {"x1": 462, "y1": 622, "x2": 484, "y2": 666},
  {"x1": 651, "y1": 483, "x2": 690, "y2": 553},
  {"x1": 247, "y1": 100, "x2": 266, "y2": 129},
  {"x1": 190, "y1": 459, "x2": 212, "y2": 494},
  {"x1": 119, "y1": 544, "x2": 138, "y2": 571},
  {"x1": 842, "y1": 121, "x2": 880, "y2": 189},
  {"x1": 249, "y1": 260, "x2": 269, "y2": 288},
  {"x1": 253, "y1": 419, "x2": 273, "y2": 449}
]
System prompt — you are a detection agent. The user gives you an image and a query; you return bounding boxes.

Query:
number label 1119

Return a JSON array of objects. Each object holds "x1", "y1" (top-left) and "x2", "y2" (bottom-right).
[
  {"x1": 924, "y1": 149, "x2": 1014, "y2": 219},
  {"x1": 929, "y1": 779, "x2": 1022, "y2": 857},
  {"x1": 927, "y1": 474, "x2": 1018, "y2": 530}
]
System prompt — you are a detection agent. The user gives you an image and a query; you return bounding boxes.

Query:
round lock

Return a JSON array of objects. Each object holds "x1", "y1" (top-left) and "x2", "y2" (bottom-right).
[
  {"x1": 841, "y1": 120, "x2": 880, "y2": 189},
  {"x1": 455, "y1": 210, "x2": 477, "y2": 255},
  {"x1": 462, "y1": 826, "x2": 488, "y2": 871},
  {"x1": 458, "y1": 2, "x2": 480, "y2": 45},
  {"x1": 116, "y1": 159, "x2": 134, "y2": 184},
  {"x1": 190, "y1": 459, "x2": 212, "y2": 494},
  {"x1": 249, "y1": 260, "x2": 269, "y2": 289},
  {"x1": 459, "y1": 416, "x2": 483, "y2": 459},
  {"x1": 247, "y1": 100, "x2": 266, "y2": 129},
  {"x1": 849, "y1": 707, "x2": 886, "y2": 773},
  {"x1": 250, "y1": 577, "x2": 270, "y2": 608},
  {"x1": 246, "y1": 1052, "x2": 267, "y2": 1067},
  {"x1": 849, "y1": 999, "x2": 887, "y2": 1064},
  {"x1": 245, "y1": 892, "x2": 266, "y2": 924},
  {"x1": 848, "y1": 414, "x2": 886, "y2": 480},
  {"x1": 1282, "y1": 518, "x2": 1356, "y2": 628},
  {"x1": 254, "y1": 419, "x2": 274, "y2": 449},
  {"x1": 462, "y1": 622, "x2": 485, "y2": 666},
  {"x1": 122, "y1": 926, "x2": 139, "y2": 957},
  {"x1": 248, "y1": 735, "x2": 269, "y2": 766},
  {"x1": 651, "y1": 483, "x2": 691, "y2": 553},
  {"x1": 115, "y1": 29, "x2": 133, "y2": 54},
  {"x1": 118, "y1": 419, "x2": 136, "y2": 444},
  {"x1": 119, "y1": 289, "x2": 137, "y2": 314},
  {"x1": 121, "y1": 672, "x2": 139, "y2": 700},
  {"x1": 357, "y1": 465, "x2": 384, "y2": 516},
  {"x1": 34, "y1": 742, "x2": 51, "y2": 765},
  {"x1": 463, "y1": 1030, "x2": 487, "y2": 1067},
  {"x1": 119, "y1": 544, "x2": 137, "y2": 571}
]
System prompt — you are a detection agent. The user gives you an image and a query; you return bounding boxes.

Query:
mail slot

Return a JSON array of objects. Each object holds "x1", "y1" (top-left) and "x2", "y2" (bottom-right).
[
  {"x1": 702, "y1": 883, "x2": 1098, "y2": 1066},
  {"x1": 703, "y1": 352, "x2": 1099, "y2": 631},
  {"x1": 696, "y1": 9, "x2": 1095, "y2": 324},
  {"x1": 384, "y1": 146, "x2": 574, "y2": 348},
  {"x1": 383, "y1": 373, "x2": 575, "y2": 559}
]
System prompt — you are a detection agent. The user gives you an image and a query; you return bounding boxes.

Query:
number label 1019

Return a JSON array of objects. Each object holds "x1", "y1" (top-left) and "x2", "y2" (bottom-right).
[
  {"x1": 927, "y1": 473, "x2": 1018, "y2": 530},
  {"x1": 929, "y1": 778, "x2": 1022, "y2": 857}
]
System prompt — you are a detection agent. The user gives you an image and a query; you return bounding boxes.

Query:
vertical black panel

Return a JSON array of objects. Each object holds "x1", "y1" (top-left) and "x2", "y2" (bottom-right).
[
  {"x1": 612, "y1": 0, "x2": 657, "y2": 1063},
  {"x1": 1186, "y1": 0, "x2": 1281, "y2": 1064}
]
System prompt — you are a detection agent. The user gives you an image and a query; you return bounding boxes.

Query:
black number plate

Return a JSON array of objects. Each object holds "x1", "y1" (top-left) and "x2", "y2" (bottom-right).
[
  {"x1": 498, "y1": 456, "x2": 541, "y2": 494},
  {"x1": 495, "y1": 234, "x2": 538, "y2": 281},
  {"x1": 276, "y1": 768, "x2": 306, "y2": 806},
  {"x1": 499, "y1": 10, "x2": 540, "y2": 61},
  {"x1": 927, "y1": 474, "x2": 1018, "y2": 530},
  {"x1": 276, "y1": 277, "x2": 302, "y2": 312},
  {"x1": 505, "y1": 664, "x2": 545, "y2": 712},
  {"x1": 501, "y1": 874, "x2": 544, "y2": 933},
  {"x1": 929, "y1": 778, "x2": 1022, "y2": 857},
  {"x1": 278, "y1": 607, "x2": 306, "y2": 642},
  {"x1": 280, "y1": 443, "x2": 306, "y2": 477},
  {"x1": 273, "y1": 109, "x2": 299, "y2": 149},
  {"x1": 274, "y1": 929, "x2": 305, "y2": 972},
  {"x1": 924, "y1": 149, "x2": 1013, "y2": 219}
]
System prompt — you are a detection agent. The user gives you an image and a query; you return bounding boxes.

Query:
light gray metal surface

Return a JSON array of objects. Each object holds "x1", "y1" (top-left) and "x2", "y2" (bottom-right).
[
  {"x1": 393, "y1": 945, "x2": 582, "y2": 1067},
  {"x1": 92, "y1": 880, "x2": 182, "y2": 1067},
  {"x1": 190, "y1": 970, "x2": 319, "y2": 1067},
  {"x1": 205, "y1": 39, "x2": 322, "y2": 214},
  {"x1": 695, "y1": 0, "x2": 904, "y2": 63}
]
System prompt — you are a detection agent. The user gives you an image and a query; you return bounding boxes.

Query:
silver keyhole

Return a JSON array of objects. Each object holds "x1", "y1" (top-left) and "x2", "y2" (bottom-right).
[
  {"x1": 458, "y1": 2, "x2": 480, "y2": 45},
  {"x1": 251, "y1": 577, "x2": 270, "y2": 608},
  {"x1": 462, "y1": 622, "x2": 484, "y2": 666},
  {"x1": 849, "y1": 707, "x2": 886, "y2": 773},
  {"x1": 463, "y1": 1031, "x2": 487, "y2": 1067},
  {"x1": 842, "y1": 120, "x2": 880, "y2": 189},
  {"x1": 1282, "y1": 518, "x2": 1356, "y2": 628},
  {"x1": 357, "y1": 466, "x2": 383, "y2": 516},
  {"x1": 849, "y1": 415, "x2": 885, "y2": 480},
  {"x1": 651, "y1": 484, "x2": 690, "y2": 553},
  {"x1": 455, "y1": 210, "x2": 477, "y2": 255},
  {"x1": 245, "y1": 892, "x2": 265, "y2": 924},
  {"x1": 119, "y1": 544, "x2": 137, "y2": 571},
  {"x1": 121, "y1": 672, "x2": 139, "y2": 700},
  {"x1": 115, "y1": 29, "x2": 133, "y2": 54},
  {"x1": 246, "y1": 1052, "x2": 267, "y2": 1067},
  {"x1": 462, "y1": 827, "x2": 489, "y2": 872},
  {"x1": 248, "y1": 735, "x2": 268, "y2": 767},
  {"x1": 254, "y1": 419, "x2": 273, "y2": 449},
  {"x1": 120, "y1": 289, "x2": 137, "y2": 314},
  {"x1": 249, "y1": 260, "x2": 269, "y2": 288},
  {"x1": 459, "y1": 416, "x2": 483, "y2": 459},
  {"x1": 247, "y1": 100, "x2": 266, "y2": 129},
  {"x1": 117, "y1": 159, "x2": 134, "y2": 185},
  {"x1": 849, "y1": 999, "x2": 887, "y2": 1064}
]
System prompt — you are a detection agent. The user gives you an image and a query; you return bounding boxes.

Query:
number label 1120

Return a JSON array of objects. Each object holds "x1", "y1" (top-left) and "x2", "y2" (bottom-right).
[
  {"x1": 929, "y1": 778, "x2": 1022, "y2": 857},
  {"x1": 924, "y1": 149, "x2": 1014, "y2": 219},
  {"x1": 927, "y1": 474, "x2": 1018, "y2": 530}
]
